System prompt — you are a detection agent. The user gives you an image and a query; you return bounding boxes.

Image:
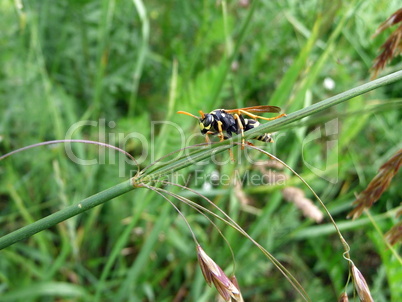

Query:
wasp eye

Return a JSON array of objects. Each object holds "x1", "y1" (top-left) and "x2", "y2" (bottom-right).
[{"x1": 203, "y1": 115, "x2": 213, "y2": 126}]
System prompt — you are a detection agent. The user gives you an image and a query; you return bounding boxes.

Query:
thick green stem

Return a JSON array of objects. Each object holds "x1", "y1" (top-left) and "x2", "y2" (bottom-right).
[
  {"x1": 0, "y1": 179, "x2": 134, "y2": 250},
  {"x1": 243, "y1": 70, "x2": 402, "y2": 137},
  {"x1": 141, "y1": 70, "x2": 402, "y2": 178},
  {"x1": 1, "y1": 70, "x2": 401, "y2": 250}
]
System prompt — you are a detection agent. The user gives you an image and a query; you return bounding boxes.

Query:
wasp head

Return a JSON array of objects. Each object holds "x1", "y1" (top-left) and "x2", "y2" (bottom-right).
[
  {"x1": 177, "y1": 110, "x2": 214, "y2": 135},
  {"x1": 199, "y1": 114, "x2": 214, "y2": 134}
]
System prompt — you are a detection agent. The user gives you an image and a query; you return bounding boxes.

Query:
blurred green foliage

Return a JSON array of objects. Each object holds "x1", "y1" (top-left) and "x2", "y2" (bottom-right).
[{"x1": 0, "y1": 0, "x2": 401, "y2": 301}]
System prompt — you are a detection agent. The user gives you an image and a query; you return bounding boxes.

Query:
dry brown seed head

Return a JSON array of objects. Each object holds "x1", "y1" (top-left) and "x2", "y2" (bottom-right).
[
  {"x1": 229, "y1": 276, "x2": 244, "y2": 302},
  {"x1": 338, "y1": 292, "x2": 349, "y2": 302},
  {"x1": 347, "y1": 149, "x2": 402, "y2": 219},
  {"x1": 196, "y1": 245, "x2": 243, "y2": 301},
  {"x1": 385, "y1": 221, "x2": 402, "y2": 245},
  {"x1": 372, "y1": 9, "x2": 402, "y2": 78},
  {"x1": 351, "y1": 265, "x2": 374, "y2": 302},
  {"x1": 234, "y1": 181, "x2": 252, "y2": 206},
  {"x1": 373, "y1": 8, "x2": 402, "y2": 37},
  {"x1": 282, "y1": 187, "x2": 324, "y2": 223}
]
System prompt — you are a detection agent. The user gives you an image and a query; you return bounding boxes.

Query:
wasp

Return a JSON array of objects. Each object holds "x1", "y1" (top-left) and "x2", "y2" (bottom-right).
[{"x1": 177, "y1": 105, "x2": 286, "y2": 147}]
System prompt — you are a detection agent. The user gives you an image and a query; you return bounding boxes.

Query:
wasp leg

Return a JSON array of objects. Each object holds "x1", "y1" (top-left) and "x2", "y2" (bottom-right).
[
  {"x1": 233, "y1": 114, "x2": 246, "y2": 149},
  {"x1": 217, "y1": 121, "x2": 234, "y2": 161},
  {"x1": 238, "y1": 110, "x2": 286, "y2": 121},
  {"x1": 204, "y1": 132, "x2": 211, "y2": 144},
  {"x1": 216, "y1": 121, "x2": 225, "y2": 142}
]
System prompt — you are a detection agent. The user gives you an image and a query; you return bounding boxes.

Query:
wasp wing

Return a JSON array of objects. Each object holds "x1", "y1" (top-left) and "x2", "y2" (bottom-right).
[{"x1": 225, "y1": 105, "x2": 281, "y2": 114}]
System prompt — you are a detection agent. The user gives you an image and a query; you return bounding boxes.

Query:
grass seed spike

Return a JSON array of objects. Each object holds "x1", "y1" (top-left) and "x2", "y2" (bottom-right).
[{"x1": 178, "y1": 105, "x2": 286, "y2": 147}]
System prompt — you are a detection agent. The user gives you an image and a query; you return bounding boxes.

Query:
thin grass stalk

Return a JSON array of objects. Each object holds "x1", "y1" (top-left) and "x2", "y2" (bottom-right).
[
  {"x1": 146, "y1": 183, "x2": 237, "y2": 273},
  {"x1": 364, "y1": 209, "x2": 402, "y2": 264},
  {"x1": 140, "y1": 143, "x2": 206, "y2": 173},
  {"x1": 142, "y1": 184, "x2": 199, "y2": 244},
  {"x1": 239, "y1": 143, "x2": 351, "y2": 255},
  {"x1": 236, "y1": 144, "x2": 377, "y2": 301},
  {"x1": 0, "y1": 140, "x2": 139, "y2": 171},
  {"x1": 152, "y1": 181, "x2": 311, "y2": 301}
]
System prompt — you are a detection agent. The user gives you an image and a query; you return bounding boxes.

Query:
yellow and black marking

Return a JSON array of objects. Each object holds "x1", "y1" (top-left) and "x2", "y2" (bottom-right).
[
  {"x1": 242, "y1": 118, "x2": 274, "y2": 142},
  {"x1": 177, "y1": 105, "x2": 285, "y2": 147}
]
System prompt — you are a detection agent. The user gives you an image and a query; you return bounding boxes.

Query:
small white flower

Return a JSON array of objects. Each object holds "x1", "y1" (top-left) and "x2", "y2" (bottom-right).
[{"x1": 323, "y1": 77, "x2": 336, "y2": 91}]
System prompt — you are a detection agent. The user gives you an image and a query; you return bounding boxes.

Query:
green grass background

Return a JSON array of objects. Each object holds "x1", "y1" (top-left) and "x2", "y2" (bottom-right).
[{"x1": 1, "y1": 0, "x2": 401, "y2": 301}]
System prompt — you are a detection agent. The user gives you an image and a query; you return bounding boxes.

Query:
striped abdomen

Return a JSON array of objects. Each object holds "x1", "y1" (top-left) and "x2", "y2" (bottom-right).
[
  {"x1": 253, "y1": 133, "x2": 273, "y2": 142},
  {"x1": 243, "y1": 118, "x2": 274, "y2": 143}
]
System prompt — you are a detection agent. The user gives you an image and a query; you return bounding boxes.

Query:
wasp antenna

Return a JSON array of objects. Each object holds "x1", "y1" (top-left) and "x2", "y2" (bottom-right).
[
  {"x1": 199, "y1": 110, "x2": 205, "y2": 119},
  {"x1": 177, "y1": 111, "x2": 200, "y2": 119}
]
